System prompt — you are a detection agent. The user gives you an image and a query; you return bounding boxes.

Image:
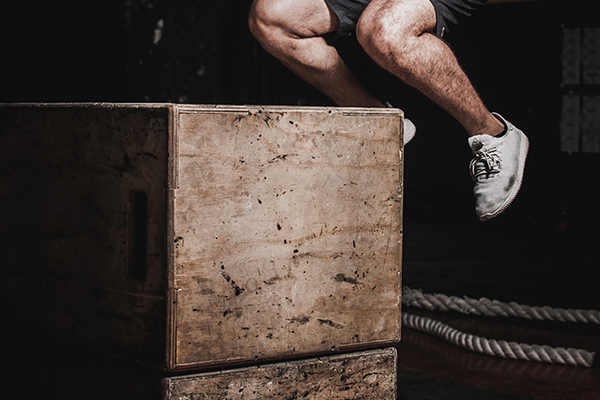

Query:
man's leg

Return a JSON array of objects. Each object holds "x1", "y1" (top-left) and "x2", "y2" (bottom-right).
[
  {"x1": 356, "y1": 0, "x2": 504, "y2": 137},
  {"x1": 357, "y1": 0, "x2": 528, "y2": 221},
  {"x1": 248, "y1": 0, "x2": 383, "y2": 107}
]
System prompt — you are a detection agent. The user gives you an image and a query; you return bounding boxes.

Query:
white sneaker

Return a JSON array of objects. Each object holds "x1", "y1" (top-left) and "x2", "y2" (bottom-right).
[
  {"x1": 404, "y1": 118, "x2": 416, "y2": 145},
  {"x1": 385, "y1": 101, "x2": 416, "y2": 145},
  {"x1": 468, "y1": 113, "x2": 529, "y2": 221}
]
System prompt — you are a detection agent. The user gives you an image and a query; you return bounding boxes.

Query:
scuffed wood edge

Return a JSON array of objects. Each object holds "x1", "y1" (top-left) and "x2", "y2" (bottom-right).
[
  {"x1": 175, "y1": 104, "x2": 404, "y2": 118},
  {"x1": 0, "y1": 102, "x2": 175, "y2": 109},
  {"x1": 170, "y1": 339, "x2": 400, "y2": 372},
  {"x1": 166, "y1": 104, "x2": 179, "y2": 370},
  {"x1": 398, "y1": 113, "x2": 404, "y2": 343}
]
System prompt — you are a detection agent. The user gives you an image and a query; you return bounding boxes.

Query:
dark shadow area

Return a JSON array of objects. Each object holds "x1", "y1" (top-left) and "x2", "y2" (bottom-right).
[{"x1": 1, "y1": 1, "x2": 598, "y2": 398}]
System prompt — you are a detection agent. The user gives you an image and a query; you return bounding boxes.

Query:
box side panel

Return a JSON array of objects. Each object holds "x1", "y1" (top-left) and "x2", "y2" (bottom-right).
[
  {"x1": 164, "y1": 348, "x2": 397, "y2": 399},
  {"x1": 0, "y1": 104, "x2": 170, "y2": 364},
  {"x1": 172, "y1": 108, "x2": 402, "y2": 368}
]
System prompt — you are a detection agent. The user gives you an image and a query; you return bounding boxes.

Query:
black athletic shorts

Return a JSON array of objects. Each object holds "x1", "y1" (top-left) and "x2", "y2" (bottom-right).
[{"x1": 324, "y1": 0, "x2": 488, "y2": 39}]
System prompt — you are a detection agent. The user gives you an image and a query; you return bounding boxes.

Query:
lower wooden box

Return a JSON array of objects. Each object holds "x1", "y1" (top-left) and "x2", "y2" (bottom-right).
[{"x1": 164, "y1": 348, "x2": 397, "y2": 399}]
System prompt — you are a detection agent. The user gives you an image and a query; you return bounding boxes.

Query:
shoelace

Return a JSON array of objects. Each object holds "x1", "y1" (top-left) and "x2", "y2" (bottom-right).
[{"x1": 470, "y1": 148, "x2": 502, "y2": 181}]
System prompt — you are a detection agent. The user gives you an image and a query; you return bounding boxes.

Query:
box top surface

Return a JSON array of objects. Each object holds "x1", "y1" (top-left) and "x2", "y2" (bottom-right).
[{"x1": 0, "y1": 102, "x2": 403, "y2": 117}]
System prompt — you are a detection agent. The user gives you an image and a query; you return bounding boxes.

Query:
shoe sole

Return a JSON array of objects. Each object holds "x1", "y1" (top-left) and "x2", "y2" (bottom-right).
[{"x1": 479, "y1": 132, "x2": 529, "y2": 222}]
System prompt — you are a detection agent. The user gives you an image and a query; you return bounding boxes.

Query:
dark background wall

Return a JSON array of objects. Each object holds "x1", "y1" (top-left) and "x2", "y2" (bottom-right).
[{"x1": 2, "y1": 0, "x2": 598, "y2": 308}]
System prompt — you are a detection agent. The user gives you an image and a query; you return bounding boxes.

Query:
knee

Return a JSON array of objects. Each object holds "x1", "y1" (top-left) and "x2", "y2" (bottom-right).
[
  {"x1": 356, "y1": 4, "x2": 427, "y2": 64},
  {"x1": 357, "y1": 12, "x2": 409, "y2": 60}
]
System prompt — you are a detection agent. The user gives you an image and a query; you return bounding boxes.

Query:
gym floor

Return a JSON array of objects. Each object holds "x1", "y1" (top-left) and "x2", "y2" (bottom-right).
[{"x1": 397, "y1": 220, "x2": 600, "y2": 399}]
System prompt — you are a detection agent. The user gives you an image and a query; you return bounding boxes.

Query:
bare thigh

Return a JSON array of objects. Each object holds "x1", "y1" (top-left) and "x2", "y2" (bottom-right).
[{"x1": 250, "y1": 0, "x2": 340, "y2": 38}]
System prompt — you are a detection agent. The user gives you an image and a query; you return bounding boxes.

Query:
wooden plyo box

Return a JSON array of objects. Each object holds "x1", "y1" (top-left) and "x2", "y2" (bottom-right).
[{"x1": 0, "y1": 103, "x2": 403, "y2": 371}]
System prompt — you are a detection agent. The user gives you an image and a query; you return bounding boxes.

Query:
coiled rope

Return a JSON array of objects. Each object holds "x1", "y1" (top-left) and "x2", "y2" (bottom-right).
[
  {"x1": 403, "y1": 287, "x2": 600, "y2": 325},
  {"x1": 401, "y1": 287, "x2": 598, "y2": 368}
]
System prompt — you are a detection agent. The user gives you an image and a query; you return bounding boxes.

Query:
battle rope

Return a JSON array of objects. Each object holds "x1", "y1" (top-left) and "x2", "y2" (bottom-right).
[
  {"x1": 403, "y1": 287, "x2": 600, "y2": 325},
  {"x1": 401, "y1": 312, "x2": 595, "y2": 368},
  {"x1": 401, "y1": 287, "x2": 598, "y2": 368}
]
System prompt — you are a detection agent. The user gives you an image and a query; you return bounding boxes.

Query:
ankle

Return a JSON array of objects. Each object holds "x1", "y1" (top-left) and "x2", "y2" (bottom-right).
[
  {"x1": 466, "y1": 113, "x2": 505, "y2": 137},
  {"x1": 488, "y1": 113, "x2": 507, "y2": 137}
]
